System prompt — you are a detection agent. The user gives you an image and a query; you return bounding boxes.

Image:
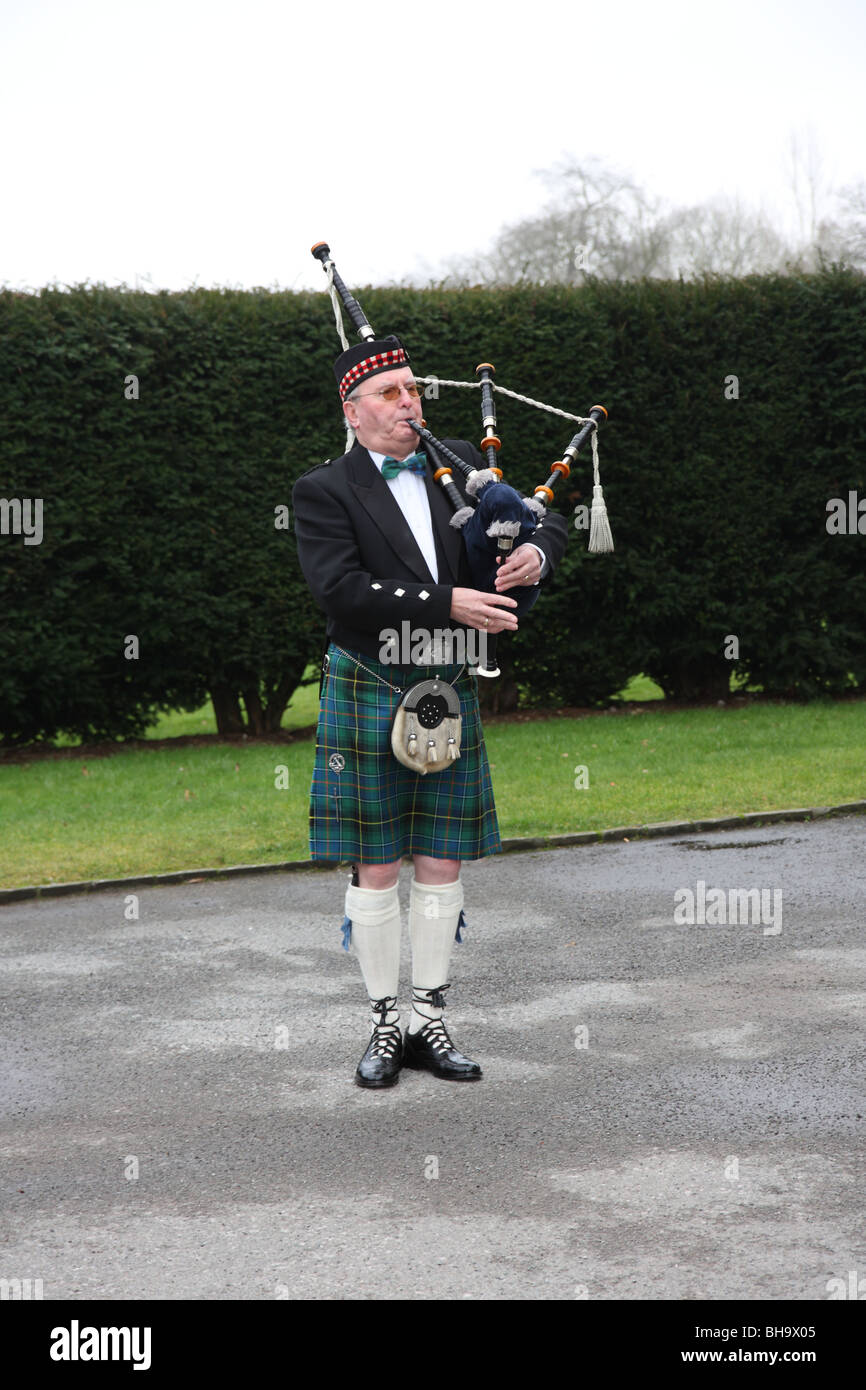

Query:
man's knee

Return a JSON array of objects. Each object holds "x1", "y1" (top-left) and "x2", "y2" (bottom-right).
[
  {"x1": 356, "y1": 860, "x2": 402, "y2": 890},
  {"x1": 413, "y1": 855, "x2": 461, "y2": 885}
]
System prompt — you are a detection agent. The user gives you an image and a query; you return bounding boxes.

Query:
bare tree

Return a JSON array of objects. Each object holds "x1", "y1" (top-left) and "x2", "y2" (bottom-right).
[
  {"x1": 785, "y1": 126, "x2": 827, "y2": 249},
  {"x1": 661, "y1": 197, "x2": 793, "y2": 277},
  {"x1": 813, "y1": 181, "x2": 866, "y2": 269},
  {"x1": 440, "y1": 157, "x2": 672, "y2": 285},
  {"x1": 433, "y1": 146, "x2": 859, "y2": 288}
]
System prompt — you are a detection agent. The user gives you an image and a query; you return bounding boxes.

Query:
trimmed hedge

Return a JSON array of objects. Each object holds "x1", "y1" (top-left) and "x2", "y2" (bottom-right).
[
  {"x1": 0, "y1": 286, "x2": 326, "y2": 741},
  {"x1": 1, "y1": 269, "x2": 863, "y2": 741}
]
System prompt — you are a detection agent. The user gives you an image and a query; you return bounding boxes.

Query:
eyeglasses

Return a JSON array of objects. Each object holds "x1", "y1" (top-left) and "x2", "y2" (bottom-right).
[{"x1": 352, "y1": 381, "x2": 422, "y2": 402}]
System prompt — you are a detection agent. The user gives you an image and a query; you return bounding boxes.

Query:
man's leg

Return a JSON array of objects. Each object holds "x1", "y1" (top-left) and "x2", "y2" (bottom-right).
[
  {"x1": 403, "y1": 855, "x2": 482, "y2": 1081},
  {"x1": 345, "y1": 859, "x2": 403, "y2": 1088}
]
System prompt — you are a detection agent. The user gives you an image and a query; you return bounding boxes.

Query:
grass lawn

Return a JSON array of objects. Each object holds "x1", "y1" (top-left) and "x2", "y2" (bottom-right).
[
  {"x1": 485, "y1": 701, "x2": 866, "y2": 837},
  {"x1": 2, "y1": 686, "x2": 865, "y2": 890}
]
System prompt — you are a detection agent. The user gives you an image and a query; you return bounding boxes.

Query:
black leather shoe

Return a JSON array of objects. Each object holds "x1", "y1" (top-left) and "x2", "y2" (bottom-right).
[
  {"x1": 355, "y1": 997, "x2": 403, "y2": 1089},
  {"x1": 402, "y1": 1017, "x2": 482, "y2": 1081}
]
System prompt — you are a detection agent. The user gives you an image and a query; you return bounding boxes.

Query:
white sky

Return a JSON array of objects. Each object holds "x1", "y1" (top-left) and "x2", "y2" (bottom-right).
[{"x1": 2, "y1": 0, "x2": 864, "y2": 292}]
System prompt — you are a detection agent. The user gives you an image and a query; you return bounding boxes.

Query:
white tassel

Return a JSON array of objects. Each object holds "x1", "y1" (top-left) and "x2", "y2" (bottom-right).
[
  {"x1": 447, "y1": 720, "x2": 460, "y2": 761},
  {"x1": 587, "y1": 429, "x2": 614, "y2": 553},
  {"x1": 589, "y1": 483, "x2": 614, "y2": 553}
]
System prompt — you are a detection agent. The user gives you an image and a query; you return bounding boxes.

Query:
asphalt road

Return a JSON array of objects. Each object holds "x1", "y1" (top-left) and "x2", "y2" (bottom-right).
[{"x1": 2, "y1": 816, "x2": 864, "y2": 1302}]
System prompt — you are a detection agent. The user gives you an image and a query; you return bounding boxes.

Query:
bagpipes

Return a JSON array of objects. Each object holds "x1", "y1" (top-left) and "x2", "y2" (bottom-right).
[{"x1": 311, "y1": 241, "x2": 612, "y2": 677}]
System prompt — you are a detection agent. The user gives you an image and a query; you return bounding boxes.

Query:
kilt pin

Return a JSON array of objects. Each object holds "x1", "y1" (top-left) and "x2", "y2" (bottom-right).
[{"x1": 292, "y1": 405, "x2": 568, "y2": 1087}]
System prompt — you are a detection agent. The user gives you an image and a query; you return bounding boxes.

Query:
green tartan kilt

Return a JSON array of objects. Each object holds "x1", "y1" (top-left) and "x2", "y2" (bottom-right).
[{"x1": 309, "y1": 643, "x2": 502, "y2": 864}]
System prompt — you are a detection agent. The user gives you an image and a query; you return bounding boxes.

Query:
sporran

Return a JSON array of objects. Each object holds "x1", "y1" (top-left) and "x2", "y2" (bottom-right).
[{"x1": 391, "y1": 677, "x2": 462, "y2": 775}]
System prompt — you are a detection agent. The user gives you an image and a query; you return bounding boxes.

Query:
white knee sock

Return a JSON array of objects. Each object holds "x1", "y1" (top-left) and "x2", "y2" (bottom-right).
[
  {"x1": 345, "y1": 882, "x2": 402, "y2": 1026},
  {"x1": 407, "y1": 878, "x2": 464, "y2": 1035}
]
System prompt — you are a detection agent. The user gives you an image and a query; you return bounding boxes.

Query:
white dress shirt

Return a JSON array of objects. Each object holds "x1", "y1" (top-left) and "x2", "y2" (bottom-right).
[
  {"x1": 368, "y1": 449, "x2": 548, "y2": 585},
  {"x1": 369, "y1": 450, "x2": 439, "y2": 582}
]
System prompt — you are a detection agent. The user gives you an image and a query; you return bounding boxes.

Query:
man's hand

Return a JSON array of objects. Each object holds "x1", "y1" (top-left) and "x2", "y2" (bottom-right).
[
  {"x1": 450, "y1": 587, "x2": 519, "y2": 633},
  {"x1": 493, "y1": 544, "x2": 543, "y2": 592}
]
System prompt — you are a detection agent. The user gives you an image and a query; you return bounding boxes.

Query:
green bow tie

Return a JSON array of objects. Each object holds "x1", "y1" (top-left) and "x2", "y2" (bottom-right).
[{"x1": 381, "y1": 451, "x2": 427, "y2": 480}]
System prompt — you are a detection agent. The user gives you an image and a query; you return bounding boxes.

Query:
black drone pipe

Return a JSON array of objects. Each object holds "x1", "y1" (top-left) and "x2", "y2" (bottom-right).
[{"x1": 311, "y1": 241, "x2": 377, "y2": 342}]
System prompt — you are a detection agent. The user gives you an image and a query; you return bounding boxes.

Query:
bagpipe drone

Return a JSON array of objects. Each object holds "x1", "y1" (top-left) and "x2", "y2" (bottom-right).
[{"x1": 311, "y1": 241, "x2": 613, "y2": 678}]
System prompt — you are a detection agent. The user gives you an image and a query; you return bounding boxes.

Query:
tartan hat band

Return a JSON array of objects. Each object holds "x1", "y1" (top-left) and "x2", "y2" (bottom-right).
[{"x1": 335, "y1": 335, "x2": 411, "y2": 401}]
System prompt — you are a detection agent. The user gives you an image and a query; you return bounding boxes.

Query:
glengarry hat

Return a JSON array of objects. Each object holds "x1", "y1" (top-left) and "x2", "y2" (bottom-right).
[{"x1": 335, "y1": 335, "x2": 411, "y2": 402}]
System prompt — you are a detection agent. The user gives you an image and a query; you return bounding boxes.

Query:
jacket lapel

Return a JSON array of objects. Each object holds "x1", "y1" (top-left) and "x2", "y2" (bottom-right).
[
  {"x1": 346, "y1": 444, "x2": 463, "y2": 584},
  {"x1": 423, "y1": 460, "x2": 464, "y2": 583}
]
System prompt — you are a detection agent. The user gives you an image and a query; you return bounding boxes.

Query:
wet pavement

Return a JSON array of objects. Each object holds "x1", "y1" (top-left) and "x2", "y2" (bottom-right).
[{"x1": 1, "y1": 816, "x2": 864, "y2": 1301}]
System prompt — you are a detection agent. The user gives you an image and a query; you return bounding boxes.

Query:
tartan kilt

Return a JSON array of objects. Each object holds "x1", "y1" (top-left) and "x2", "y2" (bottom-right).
[{"x1": 309, "y1": 643, "x2": 502, "y2": 863}]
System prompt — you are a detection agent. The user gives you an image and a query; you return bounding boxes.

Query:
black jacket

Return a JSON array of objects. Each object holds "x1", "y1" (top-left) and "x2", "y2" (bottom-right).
[{"x1": 292, "y1": 438, "x2": 568, "y2": 661}]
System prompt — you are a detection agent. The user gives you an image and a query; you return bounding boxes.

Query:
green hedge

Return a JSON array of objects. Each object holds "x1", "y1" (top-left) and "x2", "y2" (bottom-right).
[
  {"x1": 0, "y1": 286, "x2": 326, "y2": 741},
  {"x1": 1, "y1": 269, "x2": 864, "y2": 741}
]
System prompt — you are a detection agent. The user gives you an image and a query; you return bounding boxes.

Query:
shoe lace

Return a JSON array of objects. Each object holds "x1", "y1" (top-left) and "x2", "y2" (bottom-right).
[
  {"x1": 368, "y1": 996, "x2": 401, "y2": 1058},
  {"x1": 411, "y1": 984, "x2": 454, "y2": 1054},
  {"x1": 417, "y1": 1016, "x2": 454, "y2": 1055}
]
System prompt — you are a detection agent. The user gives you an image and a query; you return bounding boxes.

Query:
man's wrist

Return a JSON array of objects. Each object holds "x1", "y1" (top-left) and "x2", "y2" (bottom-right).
[{"x1": 526, "y1": 543, "x2": 548, "y2": 578}]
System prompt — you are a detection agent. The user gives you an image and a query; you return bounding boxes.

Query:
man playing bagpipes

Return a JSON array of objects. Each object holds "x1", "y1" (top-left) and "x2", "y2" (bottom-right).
[{"x1": 292, "y1": 253, "x2": 571, "y2": 1088}]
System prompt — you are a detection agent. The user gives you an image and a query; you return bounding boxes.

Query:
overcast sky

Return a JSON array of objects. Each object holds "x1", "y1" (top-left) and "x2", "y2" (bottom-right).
[{"x1": 2, "y1": 0, "x2": 864, "y2": 293}]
